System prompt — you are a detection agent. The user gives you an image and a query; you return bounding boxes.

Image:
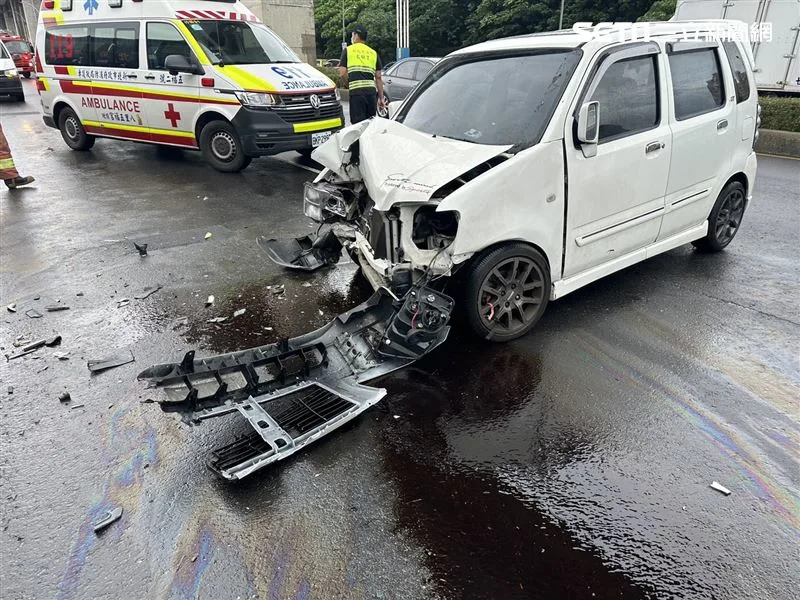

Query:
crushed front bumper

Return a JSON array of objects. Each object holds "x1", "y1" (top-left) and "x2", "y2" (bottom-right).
[{"x1": 139, "y1": 286, "x2": 453, "y2": 479}]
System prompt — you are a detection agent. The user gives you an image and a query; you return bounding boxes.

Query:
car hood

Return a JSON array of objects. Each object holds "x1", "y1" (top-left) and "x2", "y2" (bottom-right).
[
  {"x1": 212, "y1": 62, "x2": 335, "y2": 94},
  {"x1": 314, "y1": 119, "x2": 511, "y2": 211}
]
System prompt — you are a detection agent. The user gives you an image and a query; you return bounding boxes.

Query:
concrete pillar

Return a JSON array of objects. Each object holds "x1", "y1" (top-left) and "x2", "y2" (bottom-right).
[
  {"x1": 395, "y1": 0, "x2": 409, "y2": 60},
  {"x1": 242, "y1": 0, "x2": 317, "y2": 65}
]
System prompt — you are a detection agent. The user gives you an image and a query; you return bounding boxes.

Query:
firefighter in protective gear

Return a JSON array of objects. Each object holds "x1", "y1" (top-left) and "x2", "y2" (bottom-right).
[
  {"x1": 338, "y1": 25, "x2": 385, "y2": 124},
  {"x1": 0, "y1": 124, "x2": 34, "y2": 189}
]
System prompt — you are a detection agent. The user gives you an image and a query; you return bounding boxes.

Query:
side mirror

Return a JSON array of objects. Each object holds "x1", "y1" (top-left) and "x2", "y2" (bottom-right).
[
  {"x1": 387, "y1": 100, "x2": 402, "y2": 119},
  {"x1": 577, "y1": 100, "x2": 599, "y2": 145},
  {"x1": 164, "y1": 54, "x2": 203, "y2": 76}
]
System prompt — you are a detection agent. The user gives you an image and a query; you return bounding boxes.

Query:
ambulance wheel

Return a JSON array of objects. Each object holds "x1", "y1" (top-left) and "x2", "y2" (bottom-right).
[
  {"x1": 15, "y1": 93, "x2": 24, "y2": 102},
  {"x1": 58, "y1": 107, "x2": 95, "y2": 150},
  {"x1": 199, "y1": 120, "x2": 251, "y2": 173}
]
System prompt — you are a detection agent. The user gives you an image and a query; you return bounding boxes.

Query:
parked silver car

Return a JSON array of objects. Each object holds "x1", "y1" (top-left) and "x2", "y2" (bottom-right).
[{"x1": 378, "y1": 57, "x2": 440, "y2": 116}]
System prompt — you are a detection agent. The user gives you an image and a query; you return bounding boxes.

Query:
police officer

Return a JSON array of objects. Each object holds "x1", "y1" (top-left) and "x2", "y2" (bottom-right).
[{"x1": 338, "y1": 25, "x2": 385, "y2": 124}]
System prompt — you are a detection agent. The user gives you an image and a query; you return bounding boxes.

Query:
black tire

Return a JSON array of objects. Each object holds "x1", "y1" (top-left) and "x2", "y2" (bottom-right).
[
  {"x1": 296, "y1": 148, "x2": 314, "y2": 159},
  {"x1": 692, "y1": 181, "x2": 747, "y2": 252},
  {"x1": 199, "y1": 120, "x2": 251, "y2": 173},
  {"x1": 15, "y1": 93, "x2": 25, "y2": 102},
  {"x1": 377, "y1": 97, "x2": 390, "y2": 118},
  {"x1": 58, "y1": 107, "x2": 95, "y2": 150},
  {"x1": 463, "y1": 243, "x2": 551, "y2": 342},
  {"x1": 22, "y1": 72, "x2": 31, "y2": 79}
]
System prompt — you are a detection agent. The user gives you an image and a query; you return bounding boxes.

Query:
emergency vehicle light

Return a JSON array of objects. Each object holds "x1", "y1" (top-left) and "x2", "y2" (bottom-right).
[
  {"x1": 109, "y1": 0, "x2": 122, "y2": 7},
  {"x1": 61, "y1": 0, "x2": 72, "y2": 10},
  {"x1": 42, "y1": 1, "x2": 54, "y2": 9}
]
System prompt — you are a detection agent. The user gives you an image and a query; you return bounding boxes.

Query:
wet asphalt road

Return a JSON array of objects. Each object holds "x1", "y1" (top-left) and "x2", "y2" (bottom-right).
[{"x1": 1, "y1": 79, "x2": 799, "y2": 600}]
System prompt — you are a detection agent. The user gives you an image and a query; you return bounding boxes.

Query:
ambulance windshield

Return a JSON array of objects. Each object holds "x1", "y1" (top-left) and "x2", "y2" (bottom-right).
[{"x1": 185, "y1": 21, "x2": 300, "y2": 65}]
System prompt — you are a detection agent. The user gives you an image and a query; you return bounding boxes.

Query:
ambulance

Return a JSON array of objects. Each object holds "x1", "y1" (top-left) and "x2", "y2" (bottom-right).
[{"x1": 34, "y1": 0, "x2": 344, "y2": 171}]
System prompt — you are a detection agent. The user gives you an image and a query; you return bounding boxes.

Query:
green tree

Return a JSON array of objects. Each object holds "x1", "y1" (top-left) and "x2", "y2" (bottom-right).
[{"x1": 638, "y1": 0, "x2": 677, "y2": 21}]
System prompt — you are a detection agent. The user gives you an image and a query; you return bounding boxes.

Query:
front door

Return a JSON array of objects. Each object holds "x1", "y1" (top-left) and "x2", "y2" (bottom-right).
[
  {"x1": 564, "y1": 43, "x2": 672, "y2": 278},
  {"x1": 139, "y1": 21, "x2": 201, "y2": 148}
]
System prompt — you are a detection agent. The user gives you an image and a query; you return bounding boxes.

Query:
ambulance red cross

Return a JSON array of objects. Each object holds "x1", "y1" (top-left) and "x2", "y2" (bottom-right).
[{"x1": 35, "y1": 0, "x2": 344, "y2": 171}]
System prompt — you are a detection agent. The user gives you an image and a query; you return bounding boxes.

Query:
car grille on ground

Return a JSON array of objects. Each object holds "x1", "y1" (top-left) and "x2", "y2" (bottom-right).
[{"x1": 267, "y1": 384, "x2": 355, "y2": 438}]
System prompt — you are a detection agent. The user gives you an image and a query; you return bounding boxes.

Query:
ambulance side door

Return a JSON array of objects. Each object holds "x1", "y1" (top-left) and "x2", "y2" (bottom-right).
[
  {"x1": 88, "y1": 22, "x2": 147, "y2": 137},
  {"x1": 140, "y1": 22, "x2": 201, "y2": 148}
]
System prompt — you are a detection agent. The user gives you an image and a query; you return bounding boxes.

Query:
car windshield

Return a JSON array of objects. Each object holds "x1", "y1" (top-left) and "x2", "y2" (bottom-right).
[
  {"x1": 5, "y1": 41, "x2": 32, "y2": 54},
  {"x1": 398, "y1": 50, "x2": 582, "y2": 148},
  {"x1": 184, "y1": 20, "x2": 299, "y2": 65}
]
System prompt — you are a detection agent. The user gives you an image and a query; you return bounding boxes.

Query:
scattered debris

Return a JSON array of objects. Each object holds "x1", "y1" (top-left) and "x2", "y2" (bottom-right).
[
  {"x1": 205, "y1": 295, "x2": 215, "y2": 306},
  {"x1": 7, "y1": 386, "x2": 12, "y2": 395},
  {"x1": 170, "y1": 316, "x2": 189, "y2": 330},
  {"x1": 140, "y1": 398, "x2": 155, "y2": 404},
  {"x1": 93, "y1": 507, "x2": 123, "y2": 533},
  {"x1": 191, "y1": 554, "x2": 198, "y2": 563},
  {"x1": 318, "y1": 309, "x2": 324, "y2": 316},
  {"x1": 710, "y1": 481, "x2": 732, "y2": 496},
  {"x1": 36, "y1": 365, "x2": 49, "y2": 374},
  {"x1": 70, "y1": 404, "x2": 85, "y2": 410},
  {"x1": 59, "y1": 391, "x2": 71, "y2": 403},
  {"x1": 271, "y1": 284, "x2": 285, "y2": 296},
  {"x1": 202, "y1": 196, "x2": 209, "y2": 201},
  {"x1": 204, "y1": 232, "x2": 213, "y2": 240},
  {"x1": 53, "y1": 352, "x2": 70, "y2": 361},
  {"x1": 263, "y1": 326, "x2": 273, "y2": 331},
  {"x1": 301, "y1": 282, "x2": 313, "y2": 287},
  {"x1": 45, "y1": 304, "x2": 70, "y2": 312},
  {"x1": 393, "y1": 415, "x2": 400, "y2": 419},
  {"x1": 6, "y1": 335, "x2": 61, "y2": 360},
  {"x1": 233, "y1": 309, "x2": 246, "y2": 318},
  {"x1": 25, "y1": 309, "x2": 43, "y2": 319},
  {"x1": 6, "y1": 303, "x2": 17, "y2": 313},
  {"x1": 117, "y1": 298, "x2": 130, "y2": 308},
  {"x1": 134, "y1": 286, "x2": 162, "y2": 300},
  {"x1": 88, "y1": 349, "x2": 135, "y2": 373},
  {"x1": 76, "y1": 292, "x2": 84, "y2": 297},
  {"x1": 33, "y1": 295, "x2": 40, "y2": 301},
  {"x1": 207, "y1": 316, "x2": 227, "y2": 324},
  {"x1": 134, "y1": 242, "x2": 148, "y2": 257}
]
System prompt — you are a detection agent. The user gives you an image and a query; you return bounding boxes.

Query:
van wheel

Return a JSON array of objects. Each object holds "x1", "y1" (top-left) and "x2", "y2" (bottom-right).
[
  {"x1": 15, "y1": 93, "x2": 25, "y2": 102},
  {"x1": 464, "y1": 243, "x2": 550, "y2": 342},
  {"x1": 58, "y1": 107, "x2": 95, "y2": 150},
  {"x1": 692, "y1": 181, "x2": 746, "y2": 252},
  {"x1": 199, "y1": 120, "x2": 251, "y2": 173}
]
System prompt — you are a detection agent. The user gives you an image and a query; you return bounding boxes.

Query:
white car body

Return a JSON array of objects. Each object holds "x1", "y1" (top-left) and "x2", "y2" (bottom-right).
[{"x1": 293, "y1": 21, "x2": 759, "y2": 340}]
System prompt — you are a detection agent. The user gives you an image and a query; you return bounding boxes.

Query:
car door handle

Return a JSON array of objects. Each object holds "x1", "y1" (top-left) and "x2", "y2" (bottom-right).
[
  {"x1": 717, "y1": 119, "x2": 728, "y2": 130},
  {"x1": 645, "y1": 141, "x2": 664, "y2": 154},
  {"x1": 125, "y1": 73, "x2": 138, "y2": 79},
  {"x1": 385, "y1": 78, "x2": 392, "y2": 84},
  {"x1": 144, "y1": 74, "x2": 156, "y2": 80}
]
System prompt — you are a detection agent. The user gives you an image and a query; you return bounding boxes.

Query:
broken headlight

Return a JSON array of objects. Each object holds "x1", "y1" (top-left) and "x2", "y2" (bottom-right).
[{"x1": 303, "y1": 182, "x2": 355, "y2": 222}]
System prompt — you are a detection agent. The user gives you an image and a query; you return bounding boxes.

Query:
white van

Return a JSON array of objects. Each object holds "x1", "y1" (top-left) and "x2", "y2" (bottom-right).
[
  {"x1": 0, "y1": 40, "x2": 25, "y2": 102},
  {"x1": 264, "y1": 20, "x2": 760, "y2": 341},
  {"x1": 34, "y1": 0, "x2": 343, "y2": 171}
]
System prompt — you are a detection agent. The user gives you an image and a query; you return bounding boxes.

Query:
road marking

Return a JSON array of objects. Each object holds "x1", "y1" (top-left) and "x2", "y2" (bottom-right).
[
  {"x1": 273, "y1": 156, "x2": 322, "y2": 174},
  {"x1": 756, "y1": 152, "x2": 800, "y2": 161}
]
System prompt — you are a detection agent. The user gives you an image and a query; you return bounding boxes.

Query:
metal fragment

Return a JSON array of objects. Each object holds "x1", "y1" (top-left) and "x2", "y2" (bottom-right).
[
  {"x1": 87, "y1": 349, "x2": 135, "y2": 373},
  {"x1": 93, "y1": 507, "x2": 123, "y2": 533},
  {"x1": 710, "y1": 481, "x2": 732, "y2": 496},
  {"x1": 134, "y1": 286, "x2": 162, "y2": 300}
]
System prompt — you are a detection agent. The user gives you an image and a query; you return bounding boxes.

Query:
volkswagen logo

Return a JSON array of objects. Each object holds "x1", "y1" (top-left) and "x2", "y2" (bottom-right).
[{"x1": 309, "y1": 94, "x2": 321, "y2": 110}]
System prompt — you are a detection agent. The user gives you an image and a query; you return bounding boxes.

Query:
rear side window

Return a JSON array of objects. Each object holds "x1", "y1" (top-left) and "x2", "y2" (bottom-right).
[
  {"x1": 722, "y1": 41, "x2": 750, "y2": 103},
  {"x1": 44, "y1": 26, "x2": 90, "y2": 66},
  {"x1": 669, "y1": 48, "x2": 725, "y2": 120},
  {"x1": 147, "y1": 22, "x2": 193, "y2": 70},
  {"x1": 92, "y1": 24, "x2": 139, "y2": 69},
  {"x1": 589, "y1": 55, "x2": 659, "y2": 143},
  {"x1": 416, "y1": 61, "x2": 433, "y2": 81}
]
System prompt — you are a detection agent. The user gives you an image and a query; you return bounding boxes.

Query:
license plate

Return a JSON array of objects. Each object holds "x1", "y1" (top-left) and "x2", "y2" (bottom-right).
[{"x1": 311, "y1": 131, "x2": 331, "y2": 147}]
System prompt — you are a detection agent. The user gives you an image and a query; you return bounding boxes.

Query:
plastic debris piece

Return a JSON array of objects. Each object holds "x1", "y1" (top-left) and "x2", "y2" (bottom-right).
[
  {"x1": 117, "y1": 298, "x2": 130, "y2": 308},
  {"x1": 76, "y1": 292, "x2": 84, "y2": 297},
  {"x1": 37, "y1": 365, "x2": 49, "y2": 373},
  {"x1": 33, "y1": 295, "x2": 40, "y2": 301},
  {"x1": 53, "y1": 352, "x2": 70, "y2": 360},
  {"x1": 25, "y1": 309, "x2": 43, "y2": 319},
  {"x1": 7, "y1": 386, "x2": 13, "y2": 394},
  {"x1": 263, "y1": 326, "x2": 273, "y2": 331},
  {"x1": 134, "y1": 286, "x2": 162, "y2": 300},
  {"x1": 393, "y1": 415, "x2": 400, "y2": 419},
  {"x1": 45, "y1": 304, "x2": 70, "y2": 312},
  {"x1": 59, "y1": 391, "x2": 71, "y2": 403},
  {"x1": 93, "y1": 507, "x2": 123, "y2": 533},
  {"x1": 206, "y1": 295, "x2": 215, "y2": 306},
  {"x1": 191, "y1": 554, "x2": 198, "y2": 562},
  {"x1": 87, "y1": 349, "x2": 135, "y2": 373},
  {"x1": 70, "y1": 404, "x2": 85, "y2": 410},
  {"x1": 207, "y1": 317, "x2": 227, "y2": 323},
  {"x1": 272, "y1": 285, "x2": 285, "y2": 295},
  {"x1": 301, "y1": 282, "x2": 313, "y2": 287},
  {"x1": 171, "y1": 316, "x2": 189, "y2": 330},
  {"x1": 134, "y1": 242, "x2": 148, "y2": 256},
  {"x1": 6, "y1": 303, "x2": 16, "y2": 313},
  {"x1": 233, "y1": 309, "x2": 246, "y2": 318},
  {"x1": 318, "y1": 309, "x2": 324, "y2": 316},
  {"x1": 204, "y1": 232, "x2": 212, "y2": 240},
  {"x1": 710, "y1": 481, "x2": 732, "y2": 496},
  {"x1": 6, "y1": 336, "x2": 61, "y2": 360},
  {"x1": 45, "y1": 336, "x2": 62, "y2": 347}
]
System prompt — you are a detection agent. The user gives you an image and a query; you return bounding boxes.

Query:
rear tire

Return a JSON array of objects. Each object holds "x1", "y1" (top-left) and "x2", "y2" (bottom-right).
[
  {"x1": 692, "y1": 181, "x2": 747, "y2": 252},
  {"x1": 463, "y1": 243, "x2": 551, "y2": 342},
  {"x1": 58, "y1": 107, "x2": 95, "y2": 150},
  {"x1": 199, "y1": 120, "x2": 251, "y2": 173}
]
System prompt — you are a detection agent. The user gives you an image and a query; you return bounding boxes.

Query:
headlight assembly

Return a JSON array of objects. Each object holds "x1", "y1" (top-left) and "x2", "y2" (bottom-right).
[
  {"x1": 234, "y1": 91, "x2": 279, "y2": 107},
  {"x1": 303, "y1": 182, "x2": 354, "y2": 222},
  {"x1": 4, "y1": 68, "x2": 19, "y2": 78}
]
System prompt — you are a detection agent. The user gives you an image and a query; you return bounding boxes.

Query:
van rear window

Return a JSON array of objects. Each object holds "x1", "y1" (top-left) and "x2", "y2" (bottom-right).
[
  {"x1": 44, "y1": 23, "x2": 138, "y2": 69},
  {"x1": 44, "y1": 26, "x2": 89, "y2": 66}
]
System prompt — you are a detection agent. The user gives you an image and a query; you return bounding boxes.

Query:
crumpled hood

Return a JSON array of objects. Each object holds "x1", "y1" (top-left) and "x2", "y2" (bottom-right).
[{"x1": 314, "y1": 119, "x2": 511, "y2": 211}]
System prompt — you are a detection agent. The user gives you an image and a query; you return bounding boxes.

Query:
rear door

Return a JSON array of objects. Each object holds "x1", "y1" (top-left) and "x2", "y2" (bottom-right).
[
  {"x1": 386, "y1": 59, "x2": 417, "y2": 100},
  {"x1": 139, "y1": 21, "x2": 201, "y2": 148},
  {"x1": 564, "y1": 43, "x2": 671, "y2": 277},
  {"x1": 659, "y1": 40, "x2": 735, "y2": 240}
]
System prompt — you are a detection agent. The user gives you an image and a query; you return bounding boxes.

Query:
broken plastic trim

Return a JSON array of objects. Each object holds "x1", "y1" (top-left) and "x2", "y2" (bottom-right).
[
  {"x1": 138, "y1": 287, "x2": 453, "y2": 480},
  {"x1": 256, "y1": 230, "x2": 343, "y2": 271}
]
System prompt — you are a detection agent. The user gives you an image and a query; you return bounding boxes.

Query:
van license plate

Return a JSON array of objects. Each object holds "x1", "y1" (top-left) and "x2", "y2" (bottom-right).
[{"x1": 311, "y1": 131, "x2": 331, "y2": 147}]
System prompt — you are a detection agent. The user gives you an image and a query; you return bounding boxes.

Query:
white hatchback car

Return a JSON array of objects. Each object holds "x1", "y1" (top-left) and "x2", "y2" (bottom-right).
[{"x1": 265, "y1": 20, "x2": 759, "y2": 341}]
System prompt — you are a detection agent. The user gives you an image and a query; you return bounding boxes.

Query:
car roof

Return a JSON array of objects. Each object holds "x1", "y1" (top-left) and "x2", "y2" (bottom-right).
[{"x1": 450, "y1": 20, "x2": 753, "y2": 56}]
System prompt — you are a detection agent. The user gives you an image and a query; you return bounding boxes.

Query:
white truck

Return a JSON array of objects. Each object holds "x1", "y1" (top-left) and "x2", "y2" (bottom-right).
[{"x1": 674, "y1": 0, "x2": 800, "y2": 94}]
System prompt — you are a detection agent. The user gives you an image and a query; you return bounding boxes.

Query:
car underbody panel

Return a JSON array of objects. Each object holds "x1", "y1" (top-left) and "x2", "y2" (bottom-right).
[{"x1": 139, "y1": 286, "x2": 453, "y2": 479}]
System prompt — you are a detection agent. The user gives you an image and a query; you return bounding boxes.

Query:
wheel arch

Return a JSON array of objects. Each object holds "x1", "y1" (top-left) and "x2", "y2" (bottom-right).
[
  {"x1": 52, "y1": 99, "x2": 81, "y2": 125},
  {"x1": 459, "y1": 239, "x2": 553, "y2": 277},
  {"x1": 194, "y1": 110, "x2": 231, "y2": 140},
  {"x1": 725, "y1": 172, "x2": 749, "y2": 202}
]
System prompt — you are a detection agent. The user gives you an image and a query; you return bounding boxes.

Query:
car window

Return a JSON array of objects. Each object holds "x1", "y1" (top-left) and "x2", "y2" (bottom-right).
[
  {"x1": 147, "y1": 22, "x2": 193, "y2": 70},
  {"x1": 394, "y1": 60, "x2": 416, "y2": 79},
  {"x1": 92, "y1": 24, "x2": 139, "y2": 69},
  {"x1": 399, "y1": 49, "x2": 582, "y2": 148},
  {"x1": 44, "y1": 26, "x2": 90, "y2": 65},
  {"x1": 0, "y1": 43, "x2": 8, "y2": 59},
  {"x1": 669, "y1": 47, "x2": 725, "y2": 120},
  {"x1": 721, "y1": 41, "x2": 750, "y2": 103},
  {"x1": 5, "y1": 41, "x2": 32, "y2": 54},
  {"x1": 588, "y1": 55, "x2": 659, "y2": 142},
  {"x1": 416, "y1": 60, "x2": 432, "y2": 81}
]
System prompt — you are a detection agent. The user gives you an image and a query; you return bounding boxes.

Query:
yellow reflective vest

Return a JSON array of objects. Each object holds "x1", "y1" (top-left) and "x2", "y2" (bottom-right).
[{"x1": 346, "y1": 43, "x2": 378, "y2": 92}]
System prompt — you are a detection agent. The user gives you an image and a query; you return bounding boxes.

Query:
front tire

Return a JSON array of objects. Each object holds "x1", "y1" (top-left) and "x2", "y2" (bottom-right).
[
  {"x1": 692, "y1": 181, "x2": 746, "y2": 252},
  {"x1": 464, "y1": 243, "x2": 551, "y2": 342},
  {"x1": 199, "y1": 120, "x2": 251, "y2": 173},
  {"x1": 58, "y1": 107, "x2": 95, "y2": 150},
  {"x1": 15, "y1": 93, "x2": 25, "y2": 102}
]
